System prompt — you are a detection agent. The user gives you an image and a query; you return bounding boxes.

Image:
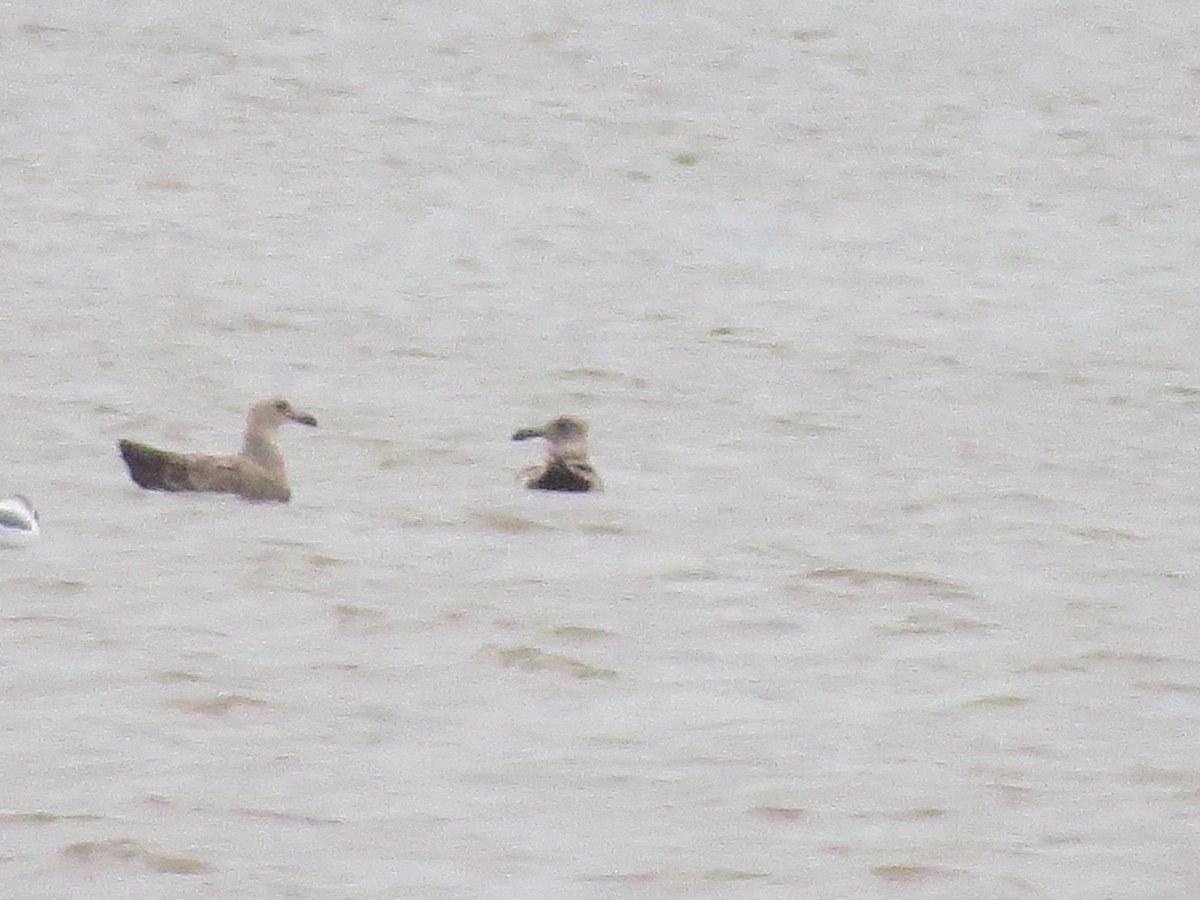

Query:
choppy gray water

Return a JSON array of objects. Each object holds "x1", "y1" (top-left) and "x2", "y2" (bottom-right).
[{"x1": 3, "y1": 2, "x2": 1200, "y2": 897}]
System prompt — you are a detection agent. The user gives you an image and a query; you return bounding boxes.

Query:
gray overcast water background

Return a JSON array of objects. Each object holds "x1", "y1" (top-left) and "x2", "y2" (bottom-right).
[{"x1": 2, "y1": 2, "x2": 1200, "y2": 898}]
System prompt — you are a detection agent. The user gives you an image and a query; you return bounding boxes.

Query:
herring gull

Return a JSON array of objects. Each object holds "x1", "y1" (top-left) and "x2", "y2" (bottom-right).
[
  {"x1": 118, "y1": 397, "x2": 317, "y2": 503},
  {"x1": 511, "y1": 415, "x2": 602, "y2": 492}
]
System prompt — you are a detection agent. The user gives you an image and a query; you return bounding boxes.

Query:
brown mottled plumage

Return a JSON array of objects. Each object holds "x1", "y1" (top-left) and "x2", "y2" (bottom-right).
[
  {"x1": 511, "y1": 415, "x2": 602, "y2": 492},
  {"x1": 118, "y1": 397, "x2": 317, "y2": 503}
]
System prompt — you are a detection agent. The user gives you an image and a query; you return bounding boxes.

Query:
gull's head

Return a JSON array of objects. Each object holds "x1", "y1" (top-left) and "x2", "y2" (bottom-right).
[
  {"x1": 249, "y1": 397, "x2": 319, "y2": 432},
  {"x1": 0, "y1": 495, "x2": 39, "y2": 546},
  {"x1": 512, "y1": 416, "x2": 590, "y2": 458}
]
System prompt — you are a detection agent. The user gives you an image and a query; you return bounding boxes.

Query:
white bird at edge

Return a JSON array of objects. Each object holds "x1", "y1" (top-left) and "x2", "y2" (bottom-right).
[{"x1": 0, "y1": 495, "x2": 39, "y2": 546}]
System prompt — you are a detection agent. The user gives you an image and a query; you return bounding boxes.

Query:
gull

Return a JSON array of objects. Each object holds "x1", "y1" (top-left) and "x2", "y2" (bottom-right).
[
  {"x1": 0, "y1": 495, "x2": 39, "y2": 546},
  {"x1": 118, "y1": 397, "x2": 318, "y2": 503},
  {"x1": 511, "y1": 415, "x2": 602, "y2": 492}
]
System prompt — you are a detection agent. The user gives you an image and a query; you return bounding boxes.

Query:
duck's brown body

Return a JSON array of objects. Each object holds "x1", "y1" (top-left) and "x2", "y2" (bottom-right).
[{"x1": 118, "y1": 398, "x2": 317, "y2": 503}]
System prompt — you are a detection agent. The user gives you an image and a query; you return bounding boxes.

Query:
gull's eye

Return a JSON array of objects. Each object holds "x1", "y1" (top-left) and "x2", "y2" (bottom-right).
[{"x1": 274, "y1": 400, "x2": 289, "y2": 413}]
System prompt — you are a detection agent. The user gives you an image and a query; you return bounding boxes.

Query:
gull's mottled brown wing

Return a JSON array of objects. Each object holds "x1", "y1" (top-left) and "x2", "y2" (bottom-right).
[
  {"x1": 119, "y1": 440, "x2": 202, "y2": 492},
  {"x1": 526, "y1": 460, "x2": 601, "y2": 492},
  {"x1": 118, "y1": 440, "x2": 290, "y2": 502},
  {"x1": 185, "y1": 454, "x2": 290, "y2": 502}
]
